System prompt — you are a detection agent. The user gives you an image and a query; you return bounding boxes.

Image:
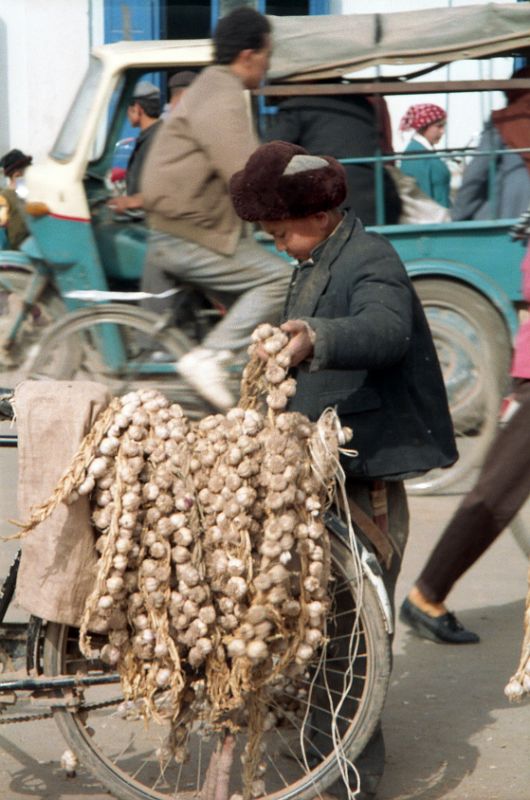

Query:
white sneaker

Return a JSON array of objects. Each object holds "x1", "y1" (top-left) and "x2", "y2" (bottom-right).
[{"x1": 176, "y1": 347, "x2": 235, "y2": 411}]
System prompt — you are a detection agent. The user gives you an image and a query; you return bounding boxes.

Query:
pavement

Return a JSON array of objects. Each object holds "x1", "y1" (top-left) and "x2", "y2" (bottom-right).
[{"x1": 0, "y1": 430, "x2": 529, "y2": 800}]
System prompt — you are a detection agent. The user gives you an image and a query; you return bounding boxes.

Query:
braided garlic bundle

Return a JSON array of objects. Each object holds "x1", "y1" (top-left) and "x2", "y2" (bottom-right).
[{"x1": 19, "y1": 325, "x2": 352, "y2": 781}]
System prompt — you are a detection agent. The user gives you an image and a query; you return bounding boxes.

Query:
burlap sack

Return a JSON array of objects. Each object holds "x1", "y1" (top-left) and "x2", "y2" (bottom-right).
[{"x1": 14, "y1": 380, "x2": 111, "y2": 626}]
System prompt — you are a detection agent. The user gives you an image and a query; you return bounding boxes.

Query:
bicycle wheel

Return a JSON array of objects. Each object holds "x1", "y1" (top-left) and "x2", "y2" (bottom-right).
[
  {"x1": 407, "y1": 319, "x2": 500, "y2": 495},
  {"x1": 41, "y1": 532, "x2": 390, "y2": 800},
  {"x1": 27, "y1": 304, "x2": 217, "y2": 416},
  {"x1": 0, "y1": 268, "x2": 66, "y2": 374}
]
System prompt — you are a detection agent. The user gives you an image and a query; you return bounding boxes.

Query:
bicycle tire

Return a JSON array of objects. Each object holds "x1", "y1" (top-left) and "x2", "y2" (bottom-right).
[
  {"x1": 0, "y1": 550, "x2": 20, "y2": 624},
  {"x1": 42, "y1": 532, "x2": 391, "y2": 800},
  {"x1": 0, "y1": 268, "x2": 67, "y2": 374},
  {"x1": 406, "y1": 318, "x2": 500, "y2": 495},
  {"x1": 26, "y1": 303, "x2": 217, "y2": 416}
]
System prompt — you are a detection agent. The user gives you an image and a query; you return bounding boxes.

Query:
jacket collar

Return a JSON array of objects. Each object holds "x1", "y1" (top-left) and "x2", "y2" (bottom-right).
[{"x1": 287, "y1": 208, "x2": 358, "y2": 318}]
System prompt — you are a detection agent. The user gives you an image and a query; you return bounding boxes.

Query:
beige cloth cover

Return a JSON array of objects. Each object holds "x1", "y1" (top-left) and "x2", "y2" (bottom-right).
[{"x1": 14, "y1": 380, "x2": 111, "y2": 626}]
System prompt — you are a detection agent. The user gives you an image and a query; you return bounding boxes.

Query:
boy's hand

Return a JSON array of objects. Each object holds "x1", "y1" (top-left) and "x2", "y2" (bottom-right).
[{"x1": 280, "y1": 319, "x2": 315, "y2": 366}]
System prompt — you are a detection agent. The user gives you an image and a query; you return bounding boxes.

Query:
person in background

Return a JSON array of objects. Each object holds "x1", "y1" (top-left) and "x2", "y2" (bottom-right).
[
  {"x1": 264, "y1": 90, "x2": 402, "y2": 225},
  {"x1": 140, "y1": 7, "x2": 292, "y2": 411},
  {"x1": 0, "y1": 148, "x2": 32, "y2": 191},
  {"x1": 109, "y1": 80, "x2": 162, "y2": 213},
  {"x1": 0, "y1": 148, "x2": 33, "y2": 248},
  {"x1": 452, "y1": 65, "x2": 530, "y2": 221},
  {"x1": 164, "y1": 70, "x2": 197, "y2": 116},
  {"x1": 399, "y1": 103, "x2": 451, "y2": 208},
  {"x1": 400, "y1": 234, "x2": 530, "y2": 644},
  {"x1": 230, "y1": 140, "x2": 457, "y2": 800}
]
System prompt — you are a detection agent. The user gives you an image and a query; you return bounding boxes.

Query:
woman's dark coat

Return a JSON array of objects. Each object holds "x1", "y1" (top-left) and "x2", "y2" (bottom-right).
[{"x1": 285, "y1": 208, "x2": 458, "y2": 479}]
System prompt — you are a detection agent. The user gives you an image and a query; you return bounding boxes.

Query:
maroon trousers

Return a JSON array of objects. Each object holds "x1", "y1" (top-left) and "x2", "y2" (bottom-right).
[{"x1": 417, "y1": 379, "x2": 530, "y2": 603}]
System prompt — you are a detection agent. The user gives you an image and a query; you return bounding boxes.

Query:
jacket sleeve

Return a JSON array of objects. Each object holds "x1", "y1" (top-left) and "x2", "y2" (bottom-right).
[
  {"x1": 302, "y1": 241, "x2": 414, "y2": 371},
  {"x1": 451, "y1": 124, "x2": 497, "y2": 220}
]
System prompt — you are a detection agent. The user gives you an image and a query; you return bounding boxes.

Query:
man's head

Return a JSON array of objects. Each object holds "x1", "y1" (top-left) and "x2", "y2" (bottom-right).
[
  {"x1": 230, "y1": 141, "x2": 347, "y2": 260},
  {"x1": 168, "y1": 70, "x2": 196, "y2": 109},
  {"x1": 1, "y1": 148, "x2": 32, "y2": 180},
  {"x1": 213, "y1": 6, "x2": 272, "y2": 90},
  {"x1": 128, "y1": 81, "x2": 161, "y2": 128}
]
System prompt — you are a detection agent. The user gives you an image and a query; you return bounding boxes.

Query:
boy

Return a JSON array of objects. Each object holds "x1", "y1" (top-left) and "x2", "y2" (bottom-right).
[{"x1": 230, "y1": 140, "x2": 457, "y2": 799}]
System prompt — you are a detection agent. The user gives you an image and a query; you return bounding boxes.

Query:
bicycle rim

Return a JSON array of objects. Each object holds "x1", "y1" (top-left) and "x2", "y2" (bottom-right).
[
  {"x1": 27, "y1": 304, "x2": 214, "y2": 415},
  {"x1": 42, "y1": 533, "x2": 390, "y2": 800}
]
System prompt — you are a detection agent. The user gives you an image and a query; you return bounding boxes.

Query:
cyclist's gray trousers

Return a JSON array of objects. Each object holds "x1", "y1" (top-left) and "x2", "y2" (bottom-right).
[{"x1": 141, "y1": 230, "x2": 293, "y2": 352}]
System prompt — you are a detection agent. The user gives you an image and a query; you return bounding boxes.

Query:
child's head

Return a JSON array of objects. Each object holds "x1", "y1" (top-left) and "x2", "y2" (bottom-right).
[{"x1": 230, "y1": 141, "x2": 347, "y2": 260}]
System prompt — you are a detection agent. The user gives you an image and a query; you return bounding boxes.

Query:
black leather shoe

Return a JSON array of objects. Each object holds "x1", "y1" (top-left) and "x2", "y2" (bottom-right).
[{"x1": 399, "y1": 597, "x2": 480, "y2": 644}]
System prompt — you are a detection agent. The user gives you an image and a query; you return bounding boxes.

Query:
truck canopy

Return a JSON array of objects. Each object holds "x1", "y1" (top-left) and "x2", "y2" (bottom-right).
[{"x1": 268, "y1": 2, "x2": 530, "y2": 82}]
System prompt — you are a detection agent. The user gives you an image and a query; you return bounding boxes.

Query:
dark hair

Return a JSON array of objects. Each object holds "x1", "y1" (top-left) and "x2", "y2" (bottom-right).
[
  {"x1": 213, "y1": 6, "x2": 270, "y2": 65},
  {"x1": 131, "y1": 96, "x2": 161, "y2": 119}
]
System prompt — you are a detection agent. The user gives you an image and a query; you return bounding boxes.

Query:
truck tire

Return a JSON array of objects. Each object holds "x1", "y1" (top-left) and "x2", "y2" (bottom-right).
[{"x1": 414, "y1": 278, "x2": 512, "y2": 390}]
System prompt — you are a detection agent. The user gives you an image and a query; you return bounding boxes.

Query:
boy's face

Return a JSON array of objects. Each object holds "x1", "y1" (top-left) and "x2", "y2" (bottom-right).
[{"x1": 261, "y1": 212, "x2": 331, "y2": 262}]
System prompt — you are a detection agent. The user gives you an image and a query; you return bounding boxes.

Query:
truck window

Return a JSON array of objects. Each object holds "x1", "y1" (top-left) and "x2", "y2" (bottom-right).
[{"x1": 50, "y1": 56, "x2": 104, "y2": 162}]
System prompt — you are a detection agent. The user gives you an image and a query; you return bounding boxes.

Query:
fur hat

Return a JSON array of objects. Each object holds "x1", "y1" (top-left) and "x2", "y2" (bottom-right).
[{"x1": 230, "y1": 141, "x2": 347, "y2": 221}]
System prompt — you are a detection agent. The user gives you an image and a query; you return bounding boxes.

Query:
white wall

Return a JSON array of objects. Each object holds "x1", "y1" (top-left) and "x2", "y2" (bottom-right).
[{"x1": 0, "y1": 0, "x2": 103, "y2": 165}]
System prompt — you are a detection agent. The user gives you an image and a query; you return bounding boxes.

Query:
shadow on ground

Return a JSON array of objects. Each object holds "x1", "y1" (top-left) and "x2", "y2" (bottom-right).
[{"x1": 377, "y1": 598, "x2": 526, "y2": 800}]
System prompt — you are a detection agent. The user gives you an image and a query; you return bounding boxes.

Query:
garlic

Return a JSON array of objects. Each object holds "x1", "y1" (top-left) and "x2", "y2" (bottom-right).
[
  {"x1": 100, "y1": 644, "x2": 121, "y2": 665},
  {"x1": 149, "y1": 541, "x2": 166, "y2": 560},
  {"x1": 246, "y1": 605, "x2": 267, "y2": 625},
  {"x1": 115, "y1": 537, "x2": 132, "y2": 554},
  {"x1": 226, "y1": 576, "x2": 247, "y2": 600},
  {"x1": 246, "y1": 640, "x2": 268, "y2": 662},
  {"x1": 98, "y1": 595, "x2": 114, "y2": 610},
  {"x1": 155, "y1": 668, "x2": 172, "y2": 688},
  {"x1": 106, "y1": 575, "x2": 124, "y2": 595},
  {"x1": 227, "y1": 638, "x2": 246, "y2": 658},
  {"x1": 143, "y1": 576, "x2": 159, "y2": 593},
  {"x1": 295, "y1": 643, "x2": 314, "y2": 663},
  {"x1": 78, "y1": 475, "x2": 95, "y2": 496},
  {"x1": 196, "y1": 637, "x2": 212, "y2": 656},
  {"x1": 504, "y1": 679, "x2": 524, "y2": 701}
]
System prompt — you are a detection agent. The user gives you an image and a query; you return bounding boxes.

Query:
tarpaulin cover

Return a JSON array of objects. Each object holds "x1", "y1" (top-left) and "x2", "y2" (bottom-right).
[{"x1": 268, "y1": 3, "x2": 530, "y2": 81}]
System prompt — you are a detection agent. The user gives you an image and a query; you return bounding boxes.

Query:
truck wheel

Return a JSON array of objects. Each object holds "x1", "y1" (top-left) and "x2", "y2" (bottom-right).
[
  {"x1": 414, "y1": 279, "x2": 511, "y2": 391},
  {"x1": 406, "y1": 318, "x2": 499, "y2": 495},
  {"x1": 406, "y1": 279, "x2": 512, "y2": 495}
]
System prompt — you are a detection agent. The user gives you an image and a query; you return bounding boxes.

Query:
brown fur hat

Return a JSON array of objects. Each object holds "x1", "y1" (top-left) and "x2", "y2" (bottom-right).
[{"x1": 230, "y1": 140, "x2": 347, "y2": 221}]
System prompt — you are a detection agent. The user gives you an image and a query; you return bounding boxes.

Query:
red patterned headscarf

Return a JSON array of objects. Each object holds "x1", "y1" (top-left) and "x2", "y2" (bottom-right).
[{"x1": 399, "y1": 103, "x2": 446, "y2": 132}]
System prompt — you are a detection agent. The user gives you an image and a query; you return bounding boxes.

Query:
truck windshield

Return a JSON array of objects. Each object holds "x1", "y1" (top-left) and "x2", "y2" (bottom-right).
[{"x1": 50, "y1": 56, "x2": 104, "y2": 162}]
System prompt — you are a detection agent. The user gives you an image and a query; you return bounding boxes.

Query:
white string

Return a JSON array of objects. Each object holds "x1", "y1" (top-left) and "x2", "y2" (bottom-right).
[{"x1": 306, "y1": 408, "x2": 368, "y2": 799}]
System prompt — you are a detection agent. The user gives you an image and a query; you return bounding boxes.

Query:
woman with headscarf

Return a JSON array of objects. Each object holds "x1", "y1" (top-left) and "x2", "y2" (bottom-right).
[{"x1": 399, "y1": 103, "x2": 451, "y2": 208}]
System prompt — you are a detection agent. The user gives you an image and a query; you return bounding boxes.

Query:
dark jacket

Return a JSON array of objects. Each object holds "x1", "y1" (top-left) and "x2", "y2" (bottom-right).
[
  {"x1": 126, "y1": 120, "x2": 162, "y2": 195},
  {"x1": 265, "y1": 95, "x2": 401, "y2": 225},
  {"x1": 285, "y1": 209, "x2": 457, "y2": 479}
]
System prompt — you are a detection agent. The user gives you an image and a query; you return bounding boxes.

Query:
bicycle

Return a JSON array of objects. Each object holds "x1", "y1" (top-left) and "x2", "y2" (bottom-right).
[{"x1": 0, "y1": 393, "x2": 392, "y2": 800}]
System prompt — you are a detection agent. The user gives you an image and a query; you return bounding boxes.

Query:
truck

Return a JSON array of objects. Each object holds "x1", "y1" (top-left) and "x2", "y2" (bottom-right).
[{"x1": 1, "y1": 2, "x2": 529, "y2": 493}]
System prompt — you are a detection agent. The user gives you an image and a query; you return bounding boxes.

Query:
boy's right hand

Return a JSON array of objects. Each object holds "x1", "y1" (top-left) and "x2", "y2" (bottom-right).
[{"x1": 280, "y1": 319, "x2": 315, "y2": 366}]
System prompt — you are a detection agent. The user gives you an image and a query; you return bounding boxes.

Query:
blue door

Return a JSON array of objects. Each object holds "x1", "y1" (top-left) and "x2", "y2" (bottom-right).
[{"x1": 104, "y1": 0, "x2": 163, "y2": 42}]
